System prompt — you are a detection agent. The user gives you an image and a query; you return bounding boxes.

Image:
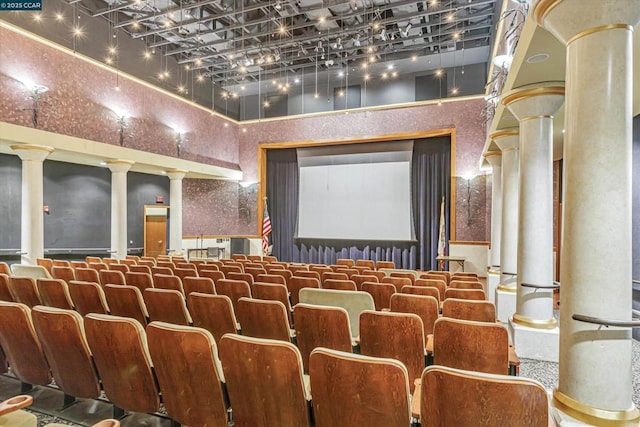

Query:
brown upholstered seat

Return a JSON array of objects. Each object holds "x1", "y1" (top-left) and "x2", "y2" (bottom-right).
[
  {"x1": 226, "y1": 272, "x2": 254, "y2": 286},
  {"x1": 0, "y1": 302, "x2": 51, "y2": 387},
  {"x1": 174, "y1": 267, "x2": 198, "y2": 281},
  {"x1": 200, "y1": 269, "x2": 225, "y2": 283},
  {"x1": 143, "y1": 288, "x2": 192, "y2": 326},
  {"x1": 375, "y1": 260, "x2": 394, "y2": 269},
  {"x1": 263, "y1": 256, "x2": 278, "y2": 263},
  {"x1": 442, "y1": 298, "x2": 496, "y2": 323},
  {"x1": 36, "y1": 258, "x2": 54, "y2": 274},
  {"x1": 231, "y1": 254, "x2": 247, "y2": 261},
  {"x1": 0, "y1": 275, "x2": 14, "y2": 302},
  {"x1": 67, "y1": 281, "x2": 110, "y2": 316},
  {"x1": 51, "y1": 266, "x2": 76, "y2": 283},
  {"x1": 75, "y1": 268, "x2": 101, "y2": 286},
  {"x1": 356, "y1": 259, "x2": 376, "y2": 269},
  {"x1": 0, "y1": 263, "x2": 10, "y2": 276},
  {"x1": 218, "y1": 334, "x2": 312, "y2": 427},
  {"x1": 236, "y1": 297, "x2": 292, "y2": 342},
  {"x1": 390, "y1": 271, "x2": 416, "y2": 285},
  {"x1": 99, "y1": 270, "x2": 126, "y2": 286},
  {"x1": 294, "y1": 270, "x2": 321, "y2": 280},
  {"x1": 432, "y1": 317, "x2": 509, "y2": 375},
  {"x1": 70, "y1": 261, "x2": 89, "y2": 270},
  {"x1": 244, "y1": 266, "x2": 266, "y2": 280},
  {"x1": 188, "y1": 293, "x2": 238, "y2": 342},
  {"x1": 101, "y1": 259, "x2": 118, "y2": 266},
  {"x1": 449, "y1": 280, "x2": 484, "y2": 290},
  {"x1": 350, "y1": 274, "x2": 379, "y2": 291},
  {"x1": 362, "y1": 282, "x2": 397, "y2": 311},
  {"x1": 108, "y1": 264, "x2": 129, "y2": 274},
  {"x1": 309, "y1": 265, "x2": 332, "y2": 277},
  {"x1": 104, "y1": 285, "x2": 149, "y2": 327},
  {"x1": 219, "y1": 264, "x2": 243, "y2": 276},
  {"x1": 128, "y1": 265, "x2": 151, "y2": 275},
  {"x1": 31, "y1": 306, "x2": 101, "y2": 399},
  {"x1": 252, "y1": 282, "x2": 293, "y2": 325},
  {"x1": 401, "y1": 285, "x2": 441, "y2": 304},
  {"x1": 139, "y1": 257, "x2": 155, "y2": 264},
  {"x1": 124, "y1": 272, "x2": 154, "y2": 292},
  {"x1": 390, "y1": 294, "x2": 439, "y2": 337},
  {"x1": 293, "y1": 303, "x2": 353, "y2": 373},
  {"x1": 288, "y1": 276, "x2": 320, "y2": 306},
  {"x1": 150, "y1": 266, "x2": 173, "y2": 276},
  {"x1": 8, "y1": 277, "x2": 42, "y2": 308},
  {"x1": 359, "y1": 311, "x2": 425, "y2": 388},
  {"x1": 415, "y1": 278, "x2": 446, "y2": 299},
  {"x1": 444, "y1": 288, "x2": 486, "y2": 301},
  {"x1": 175, "y1": 262, "x2": 197, "y2": 270},
  {"x1": 156, "y1": 261, "x2": 176, "y2": 272},
  {"x1": 85, "y1": 256, "x2": 102, "y2": 264},
  {"x1": 120, "y1": 258, "x2": 137, "y2": 266},
  {"x1": 364, "y1": 270, "x2": 387, "y2": 281},
  {"x1": 265, "y1": 264, "x2": 286, "y2": 273},
  {"x1": 138, "y1": 260, "x2": 155, "y2": 268},
  {"x1": 321, "y1": 272, "x2": 349, "y2": 284},
  {"x1": 334, "y1": 268, "x2": 359, "y2": 279},
  {"x1": 268, "y1": 269, "x2": 293, "y2": 285},
  {"x1": 452, "y1": 272, "x2": 479, "y2": 279},
  {"x1": 420, "y1": 271, "x2": 450, "y2": 285},
  {"x1": 153, "y1": 274, "x2": 185, "y2": 295},
  {"x1": 247, "y1": 255, "x2": 262, "y2": 261},
  {"x1": 84, "y1": 313, "x2": 160, "y2": 414},
  {"x1": 309, "y1": 348, "x2": 411, "y2": 427},
  {"x1": 197, "y1": 262, "x2": 221, "y2": 274},
  {"x1": 323, "y1": 278, "x2": 357, "y2": 291},
  {"x1": 256, "y1": 273, "x2": 286, "y2": 286},
  {"x1": 336, "y1": 259, "x2": 355, "y2": 267},
  {"x1": 287, "y1": 265, "x2": 309, "y2": 275},
  {"x1": 382, "y1": 276, "x2": 412, "y2": 293},
  {"x1": 88, "y1": 263, "x2": 108, "y2": 273},
  {"x1": 36, "y1": 279, "x2": 74, "y2": 310},
  {"x1": 146, "y1": 322, "x2": 228, "y2": 427},
  {"x1": 418, "y1": 365, "x2": 549, "y2": 426},
  {"x1": 215, "y1": 279, "x2": 252, "y2": 315},
  {"x1": 182, "y1": 276, "x2": 216, "y2": 297}
]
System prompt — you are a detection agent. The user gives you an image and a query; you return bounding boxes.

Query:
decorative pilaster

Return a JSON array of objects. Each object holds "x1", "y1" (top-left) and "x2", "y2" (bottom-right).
[
  {"x1": 166, "y1": 169, "x2": 187, "y2": 254},
  {"x1": 106, "y1": 160, "x2": 134, "y2": 260},
  {"x1": 485, "y1": 151, "x2": 502, "y2": 304}
]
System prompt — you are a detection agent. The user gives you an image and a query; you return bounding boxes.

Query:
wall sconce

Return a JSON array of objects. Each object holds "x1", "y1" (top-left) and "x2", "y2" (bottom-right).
[
  {"x1": 21, "y1": 84, "x2": 49, "y2": 128},
  {"x1": 462, "y1": 174, "x2": 475, "y2": 226},
  {"x1": 116, "y1": 115, "x2": 128, "y2": 147},
  {"x1": 175, "y1": 131, "x2": 186, "y2": 157}
]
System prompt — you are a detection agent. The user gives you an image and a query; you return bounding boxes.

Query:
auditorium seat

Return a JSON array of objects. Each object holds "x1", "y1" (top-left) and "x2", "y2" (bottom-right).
[
  {"x1": 151, "y1": 266, "x2": 173, "y2": 276},
  {"x1": 244, "y1": 266, "x2": 266, "y2": 280},
  {"x1": 36, "y1": 279, "x2": 74, "y2": 310},
  {"x1": 226, "y1": 272, "x2": 254, "y2": 287},
  {"x1": 381, "y1": 276, "x2": 412, "y2": 293},
  {"x1": 231, "y1": 254, "x2": 247, "y2": 261},
  {"x1": 200, "y1": 269, "x2": 225, "y2": 284},
  {"x1": 253, "y1": 282, "x2": 293, "y2": 325},
  {"x1": 236, "y1": 298, "x2": 292, "y2": 342},
  {"x1": 323, "y1": 278, "x2": 357, "y2": 291},
  {"x1": 182, "y1": 276, "x2": 216, "y2": 297},
  {"x1": 309, "y1": 348, "x2": 411, "y2": 427},
  {"x1": 85, "y1": 256, "x2": 102, "y2": 264},
  {"x1": 432, "y1": 317, "x2": 509, "y2": 375},
  {"x1": 374, "y1": 260, "x2": 394, "y2": 269},
  {"x1": 444, "y1": 288, "x2": 486, "y2": 301},
  {"x1": 359, "y1": 311, "x2": 425, "y2": 390},
  {"x1": 415, "y1": 278, "x2": 446, "y2": 300},
  {"x1": 140, "y1": 256, "x2": 156, "y2": 265},
  {"x1": 442, "y1": 298, "x2": 497, "y2": 323},
  {"x1": 104, "y1": 285, "x2": 149, "y2": 327},
  {"x1": 0, "y1": 302, "x2": 52, "y2": 388},
  {"x1": 263, "y1": 256, "x2": 278, "y2": 263},
  {"x1": 356, "y1": 259, "x2": 375, "y2": 269},
  {"x1": 84, "y1": 313, "x2": 160, "y2": 415},
  {"x1": 390, "y1": 271, "x2": 416, "y2": 285},
  {"x1": 36, "y1": 258, "x2": 54, "y2": 274},
  {"x1": 417, "y1": 366, "x2": 549, "y2": 427},
  {"x1": 187, "y1": 293, "x2": 238, "y2": 342},
  {"x1": 218, "y1": 334, "x2": 312, "y2": 427},
  {"x1": 299, "y1": 288, "x2": 374, "y2": 339},
  {"x1": 10, "y1": 265, "x2": 52, "y2": 280},
  {"x1": 127, "y1": 265, "x2": 150, "y2": 275},
  {"x1": 265, "y1": 264, "x2": 286, "y2": 273},
  {"x1": 322, "y1": 272, "x2": 349, "y2": 284},
  {"x1": 349, "y1": 274, "x2": 379, "y2": 291},
  {"x1": 143, "y1": 288, "x2": 191, "y2": 326},
  {"x1": 176, "y1": 262, "x2": 197, "y2": 270},
  {"x1": 138, "y1": 260, "x2": 155, "y2": 268},
  {"x1": 99, "y1": 270, "x2": 126, "y2": 287},
  {"x1": 390, "y1": 294, "x2": 439, "y2": 338},
  {"x1": 120, "y1": 259, "x2": 137, "y2": 267},
  {"x1": 31, "y1": 306, "x2": 101, "y2": 400},
  {"x1": 108, "y1": 264, "x2": 129, "y2": 274},
  {"x1": 421, "y1": 271, "x2": 450, "y2": 285},
  {"x1": 268, "y1": 268, "x2": 293, "y2": 285},
  {"x1": 287, "y1": 265, "x2": 309, "y2": 275},
  {"x1": 174, "y1": 267, "x2": 198, "y2": 281},
  {"x1": 67, "y1": 281, "x2": 110, "y2": 316},
  {"x1": 75, "y1": 268, "x2": 101, "y2": 286},
  {"x1": 0, "y1": 275, "x2": 14, "y2": 302},
  {"x1": 215, "y1": 279, "x2": 252, "y2": 315},
  {"x1": 401, "y1": 285, "x2": 441, "y2": 306},
  {"x1": 247, "y1": 255, "x2": 262, "y2": 261},
  {"x1": 256, "y1": 273, "x2": 286, "y2": 286},
  {"x1": 70, "y1": 261, "x2": 88, "y2": 270},
  {"x1": 362, "y1": 282, "x2": 396, "y2": 310},
  {"x1": 336, "y1": 259, "x2": 355, "y2": 267},
  {"x1": 363, "y1": 270, "x2": 386, "y2": 282},
  {"x1": 449, "y1": 280, "x2": 484, "y2": 290},
  {"x1": 294, "y1": 270, "x2": 321, "y2": 280},
  {"x1": 124, "y1": 272, "x2": 154, "y2": 292},
  {"x1": 288, "y1": 276, "x2": 320, "y2": 306},
  {"x1": 309, "y1": 265, "x2": 332, "y2": 277},
  {"x1": 452, "y1": 272, "x2": 479, "y2": 280},
  {"x1": 153, "y1": 274, "x2": 185, "y2": 295},
  {"x1": 335, "y1": 268, "x2": 359, "y2": 279},
  {"x1": 293, "y1": 303, "x2": 353, "y2": 373},
  {"x1": 219, "y1": 264, "x2": 243, "y2": 276},
  {"x1": 88, "y1": 263, "x2": 108, "y2": 273},
  {"x1": 156, "y1": 261, "x2": 176, "y2": 272},
  {"x1": 0, "y1": 263, "x2": 10, "y2": 276},
  {"x1": 8, "y1": 277, "x2": 42, "y2": 308},
  {"x1": 101, "y1": 259, "x2": 118, "y2": 266},
  {"x1": 146, "y1": 322, "x2": 228, "y2": 427}
]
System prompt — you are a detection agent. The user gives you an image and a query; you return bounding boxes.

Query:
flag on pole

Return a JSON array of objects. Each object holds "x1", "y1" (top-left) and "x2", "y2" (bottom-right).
[
  {"x1": 262, "y1": 200, "x2": 272, "y2": 255},
  {"x1": 437, "y1": 196, "x2": 446, "y2": 270}
]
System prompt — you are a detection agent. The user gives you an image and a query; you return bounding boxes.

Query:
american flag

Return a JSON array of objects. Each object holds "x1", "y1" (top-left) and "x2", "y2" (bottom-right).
[{"x1": 262, "y1": 201, "x2": 272, "y2": 254}]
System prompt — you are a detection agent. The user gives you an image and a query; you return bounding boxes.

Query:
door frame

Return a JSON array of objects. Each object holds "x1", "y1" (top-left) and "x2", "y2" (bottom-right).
[{"x1": 143, "y1": 205, "x2": 170, "y2": 257}]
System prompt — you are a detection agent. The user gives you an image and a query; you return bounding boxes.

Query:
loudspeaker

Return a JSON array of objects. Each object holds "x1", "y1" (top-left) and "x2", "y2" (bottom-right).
[{"x1": 230, "y1": 238, "x2": 250, "y2": 255}]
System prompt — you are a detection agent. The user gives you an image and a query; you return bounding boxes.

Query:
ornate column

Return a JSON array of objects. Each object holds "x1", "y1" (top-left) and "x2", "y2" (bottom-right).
[
  {"x1": 167, "y1": 169, "x2": 187, "y2": 255},
  {"x1": 11, "y1": 144, "x2": 53, "y2": 265},
  {"x1": 503, "y1": 83, "x2": 564, "y2": 362},
  {"x1": 491, "y1": 130, "x2": 519, "y2": 322},
  {"x1": 535, "y1": 0, "x2": 640, "y2": 424},
  {"x1": 106, "y1": 160, "x2": 134, "y2": 260},
  {"x1": 484, "y1": 151, "x2": 502, "y2": 304}
]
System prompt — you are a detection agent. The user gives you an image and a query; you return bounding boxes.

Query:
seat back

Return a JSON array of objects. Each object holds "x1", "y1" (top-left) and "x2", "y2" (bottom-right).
[
  {"x1": 70, "y1": 261, "x2": 89, "y2": 270},
  {"x1": 415, "y1": 278, "x2": 446, "y2": 300},
  {"x1": 218, "y1": 334, "x2": 311, "y2": 427},
  {"x1": 214, "y1": 279, "x2": 251, "y2": 314},
  {"x1": 236, "y1": 298, "x2": 291, "y2": 341},
  {"x1": 449, "y1": 280, "x2": 483, "y2": 290},
  {"x1": 323, "y1": 278, "x2": 357, "y2": 291},
  {"x1": 182, "y1": 277, "x2": 216, "y2": 297},
  {"x1": 8, "y1": 277, "x2": 42, "y2": 308},
  {"x1": 75, "y1": 268, "x2": 101, "y2": 285},
  {"x1": 11, "y1": 265, "x2": 51, "y2": 280},
  {"x1": 143, "y1": 288, "x2": 191, "y2": 325},
  {"x1": 359, "y1": 311, "x2": 425, "y2": 385},
  {"x1": 99, "y1": 270, "x2": 126, "y2": 286},
  {"x1": 452, "y1": 272, "x2": 479, "y2": 280},
  {"x1": 390, "y1": 294, "x2": 439, "y2": 336},
  {"x1": 355, "y1": 259, "x2": 375, "y2": 269},
  {"x1": 444, "y1": 288, "x2": 486, "y2": 301},
  {"x1": 421, "y1": 271, "x2": 450, "y2": 285},
  {"x1": 200, "y1": 269, "x2": 225, "y2": 283},
  {"x1": 244, "y1": 266, "x2": 266, "y2": 280},
  {"x1": 226, "y1": 272, "x2": 254, "y2": 287},
  {"x1": 88, "y1": 263, "x2": 108, "y2": 273},
  {"x1": 146, "y1": 322, "x2": 227, "y2": 427},
  {"x1": 174, "y1": 267, "x2": 198, "y2": 281},
  {"x1": 124, "y1": 272, "x2": 154, "y2": 292},
  {"x1": 256, "y1": 273, "x2": 286, "y2": 286},
  {"x1": 252, "y1": 282, "x2": 292, "y2": 324},
  {"x1": 401, "y1": 285, "x2": 441, "y2": 303},
  {"x1": 336, "y1": 259, "x2": 355, "y2": 267},
  {"x1": 36, "y1": 279, "x2": 74, "y2": 309},
  {"x1": 51, "y1": 266, "x2": 76, "y2": 283},
  {"x1": 351, "y1": 274, "x2": 379, "y2": 291},
  {"x1": 390, "y1": 271, "x2": 416, "y2": 284},
  {"x1": 84, "y1": 314, "x2": 160, "y2": 413},
  {"x1": 36, "y1": 258, "x2": 54, "y2": 273},
  {"x1": 287, "y1": 265, "x2": 309, "y2": 275},
  {"x1": 153, "y1": 274, "x2": 184, "y2": 295},
  {"x1": 31, "y1": 306, "x2": 100, "y2": 398},
  {"x1": 420, "y1": 365, "x2": 549, "y2": 427},
  {"x1": 288, "y1": 277, "x2": 320, "y2": 306},
  {"x1": 108, "y1": 264, "x2": 129, "y2": 274},
  {"x1": 299, "y1": 288, "x2": 374, "y2": 338},
  {"x1": 294, "y1": 270, "x2": 321, "y2": 281},
  {"x1": 374, "y1": 260, "x2": 394, "y2": 269},
  {"x1": 104, "y1": 285, "x2": 149, "y2": 327},
  {"x1": 151, "y1": 266, "x2": 173, "y2": 276},
  {"x1": 175, "y1": 262, "x2": 197, "y2": 270},
  {"x1": 293, "y1": 303, "x2": 353, "y2": 373},
  {"x1": 0, "y1": 302, "x2": 51, "y2": 386},
  {"x1": 0, "y1": 275, "x2": 14, "y2": 302},
  {"x1": 85, "y1": 256, "x2": 102, "y2": 264},
  {"x1": 67, "y1": 281, "x2": 109, "y2": 316},
  {"x1": 156, "y1": 261, "x2": 175, "y2": 272},
  {"x1": 381, "y1": 276, "x2": 412, "y2": 293},
  {"x1": 219, "y1": 265, "x2": 242, "y2": 276},
  {"x1": 310, "y1": 348, "x2": 410, "y2": 427},
  {"x1": 433, "y1": 317, "x2": 509, "y2": 375},
  {"x1": 129, "y1": 265, "x2": 151, "y2": 275},
  {"x1": 231, "y1": 254, "x2": 247, "y2": 261},
  {"x1": 188, "y1": 293, "x2": 238, "y2": 342},
  {"x1": 321, "y1": 272, "x2": 349, "y2": 284},
  {"x1": 0, "y1": 262, "x2": 10, "y2": 276},
  {"x1": 102, "y1": 259, "x2": 119, "y2": 266},
  {"x1": 442, "y1": 298, "x2": 497, "y2": 323},
  {"x1": 362, "y1": 282, "x2": 396, "y2": 310}
]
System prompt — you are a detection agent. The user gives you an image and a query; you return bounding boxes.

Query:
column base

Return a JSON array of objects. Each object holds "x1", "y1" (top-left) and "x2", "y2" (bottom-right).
[
  {"x1": 486, "y1": 271, "x2": 500, "y2": 304},
  {"x1": 508, "y1": 317, "x2": 559, "y2": 362},
  {"x1": 496, "y1": 286, "x2": 516, "y2": 323},
  {"x1": 551, "y1": 389, "x2": 640, "y2": 427}
]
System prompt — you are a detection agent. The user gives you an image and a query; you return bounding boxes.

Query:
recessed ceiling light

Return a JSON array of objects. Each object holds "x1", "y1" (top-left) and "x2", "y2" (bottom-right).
[
  {"x1": 526, "y1": 53, "x2": 550, "y2": 64},
  {"x1": 99, "y1": 161, "x2": 107, "y2": 166}
]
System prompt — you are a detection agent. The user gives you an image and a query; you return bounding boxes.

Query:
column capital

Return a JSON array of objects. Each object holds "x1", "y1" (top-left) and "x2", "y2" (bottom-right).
[
  {"x1": 484, "y1": 151, "x2": 502, "y2": 168},
  {"x1": 502, "y1": 83, "x2": 565, "y2": 121},
  {"x1": 534, "y1": 0, "x2": 640, "y2": 45},
  {"x1": 490, "y1": 129, "x2": 519, "y2": 152},
  {"x1": 11, "y1": 144, "x2": 53, "y2": 162},
  {"x1": 106, "y1": 159, "x2": 134, "y2": 173},
  {"x1": 166, "y1": 169, "x2": 188, "y2": 181}
]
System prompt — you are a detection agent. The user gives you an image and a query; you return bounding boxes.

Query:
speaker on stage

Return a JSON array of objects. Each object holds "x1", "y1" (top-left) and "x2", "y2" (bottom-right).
[{"x1": 230, "y1": 238, "x2": 250, "y2": 255}]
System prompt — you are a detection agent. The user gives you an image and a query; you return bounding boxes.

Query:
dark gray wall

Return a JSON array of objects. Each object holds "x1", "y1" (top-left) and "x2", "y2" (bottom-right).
[
  {"x1": 127, "y1": 172, "x2": 170, "y2": 251},
  {"x1": 0, "y1": 154, "x2": 22, "y2": 251}
]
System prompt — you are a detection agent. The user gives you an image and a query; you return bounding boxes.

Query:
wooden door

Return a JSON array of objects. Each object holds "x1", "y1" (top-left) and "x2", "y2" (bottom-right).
[{"x1": 145, "y1": 211, "x2": 167, "y2": 257}]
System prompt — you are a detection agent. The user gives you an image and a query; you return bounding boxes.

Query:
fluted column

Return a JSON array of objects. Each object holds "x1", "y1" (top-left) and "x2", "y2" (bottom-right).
[
  {"x1": 535, "y1": 0, "x2": 640, "y2": 423},
  {"x1": 503, "y1": 84, "x2": 564, "y2": 330},
  {"x1": 11, "y1": 144, "x2": 53, "y2": 265},
  {"x1": 107, "y1": 160, "x2": 134, "y2": 260},
  {"x1": 485, "y1": 151, "x2": 502, "y2": 271},
  {"x1": 167, "y1": 169, "x2": 187, "y2": 254}
]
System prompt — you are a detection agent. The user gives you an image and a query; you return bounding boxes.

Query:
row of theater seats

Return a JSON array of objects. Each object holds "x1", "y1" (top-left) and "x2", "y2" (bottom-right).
[{"x1": 0, "y1": 301, "x2": 550, "y2": 426}]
